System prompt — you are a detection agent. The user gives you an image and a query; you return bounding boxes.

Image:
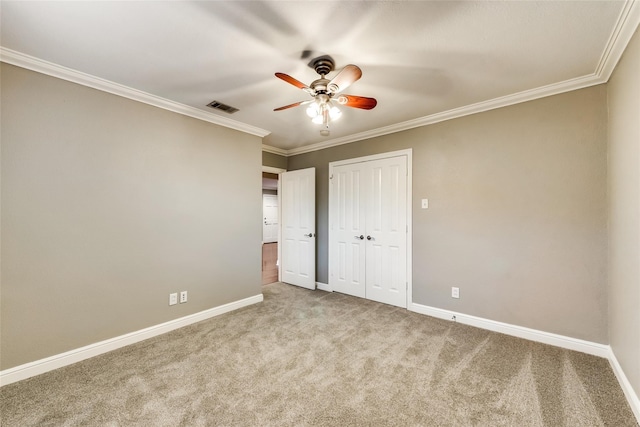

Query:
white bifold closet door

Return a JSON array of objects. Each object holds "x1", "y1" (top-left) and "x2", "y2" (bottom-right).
[{"x1": 329, "y1": 155, "x2": 408, "y2": 308}]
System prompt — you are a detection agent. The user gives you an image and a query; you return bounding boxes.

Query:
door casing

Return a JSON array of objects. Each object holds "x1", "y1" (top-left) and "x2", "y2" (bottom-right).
[{"x1": 263, "y1": 166, "x2": 285, "y2": 282}]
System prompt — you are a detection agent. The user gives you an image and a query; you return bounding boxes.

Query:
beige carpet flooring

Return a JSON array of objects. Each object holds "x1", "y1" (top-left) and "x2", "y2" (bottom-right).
[{"x1": 1, "y1": 282, "x2": 637, "y2": 426}]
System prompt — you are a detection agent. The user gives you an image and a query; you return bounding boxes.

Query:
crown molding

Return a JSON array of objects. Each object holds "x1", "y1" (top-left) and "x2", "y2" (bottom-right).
[
  {"x1": 0, "y1": 47, "x2": 271, "y2": 138},
  {"x1": 286, "y1": 73, "x2": 603, "y2": 156},
  {"x1": 3, "y1": 0, "x2": 638, "y2": 156},
  {"x1": 595, "y1": 0, "x2": 640, "y2": 81},
  {"x1": 279, "y1": 0, "x2": 640, "y2": 157},
  {"x1": 261, "y1": 144, "x2": 288, "y2": 156}
]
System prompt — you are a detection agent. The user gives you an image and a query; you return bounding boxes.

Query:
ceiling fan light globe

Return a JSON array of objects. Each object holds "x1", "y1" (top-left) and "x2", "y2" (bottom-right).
[
  {"x1": 312, "y1": 115, "x2": 323, "y2": 125},
  {"x1": 329, "y1": 106, "x2": 342, "y2": 120},
  {"x1": 306, "y1": 104, "x2": 319, "y2": 118}
]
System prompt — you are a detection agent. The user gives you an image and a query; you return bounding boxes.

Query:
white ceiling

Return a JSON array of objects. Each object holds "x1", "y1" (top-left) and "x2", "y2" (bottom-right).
[{"x1": 1, "y1": 1, "x2": 639, "y2": 155}]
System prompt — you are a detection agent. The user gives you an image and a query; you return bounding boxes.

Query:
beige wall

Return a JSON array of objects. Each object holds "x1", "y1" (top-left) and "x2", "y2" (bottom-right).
[
  {"x1": 262, "y1": 151, "x2": 287, "y2": 170},
  {"x1": 608, "y1": 27, "x2": 640, "y2": 401},
  {"x1": 0, "y1": 64, "x2": 263, "y2": 369},
  {"x1": 289, "y1": 85, "x2": 608, "y2": 343}
]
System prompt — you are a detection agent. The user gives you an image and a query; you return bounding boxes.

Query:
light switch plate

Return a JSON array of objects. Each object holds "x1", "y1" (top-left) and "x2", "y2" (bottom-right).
[{"x1": 421, "y1": 199, "x2": 429, "y2": 209}]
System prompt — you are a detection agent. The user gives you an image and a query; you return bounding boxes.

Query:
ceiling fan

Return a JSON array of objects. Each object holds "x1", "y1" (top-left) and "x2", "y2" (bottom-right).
[{"x1": 274, "y1": 55, "x2": 377, "y2": 136}]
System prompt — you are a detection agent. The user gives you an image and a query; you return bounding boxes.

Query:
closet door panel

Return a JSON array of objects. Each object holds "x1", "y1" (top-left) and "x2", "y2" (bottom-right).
[
  {"x1": 366, "y1": 156, "x2": 408, "y2": 308},
  {"x1": 330, "y1": 163, "x2": 366, "y2": 298}
]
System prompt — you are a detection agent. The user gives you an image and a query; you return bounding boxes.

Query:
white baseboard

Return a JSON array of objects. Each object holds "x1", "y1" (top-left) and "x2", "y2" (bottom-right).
[
  {"x1": 316, "y1": 282, "x2": 332, "y2": 292},
  {"x1": 410, "y1": 302, "x2": 639, "y2": 423},
  {"x1": 608, "y1": 348, "x2": 640, "y2": 422},
  {"x1": 3, "y1": 292, "x2": 638, "y2": 424},
  {"x1": 0, "y1": 293, "x2": 264, "y2": 387},
  {"x1": 408, "y1": 302, "x2": 610, "y2": 358}
]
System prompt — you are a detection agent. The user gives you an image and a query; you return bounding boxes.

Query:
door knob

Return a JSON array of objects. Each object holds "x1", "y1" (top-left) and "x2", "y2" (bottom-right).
[
  {"x1": 354, "y1": 235, "x2": 364, "y2": 240},
  {"x1": 367, "y1": 235, "x2": 373, "y2": 241},
  {"x1": 305, "y1": 233, "x2": 314, "y2": 238}
]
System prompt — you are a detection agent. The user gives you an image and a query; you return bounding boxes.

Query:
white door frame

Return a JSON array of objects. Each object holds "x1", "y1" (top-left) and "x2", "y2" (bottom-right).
[
  {"x1": 263, "y1": 166, "x2": 286, "y2": 282},
  {"x1": 328, "y1": 149, "x2": 413, "y2": 307}
]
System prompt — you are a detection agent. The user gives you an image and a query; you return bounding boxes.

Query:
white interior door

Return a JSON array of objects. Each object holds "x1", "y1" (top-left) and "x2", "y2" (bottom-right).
[
  {"x1": 262, "y1": 194, "x2": 278, "y2": 243},
  {"x1": 281, "y1": 168, "x2": 316, "y2": 290},
  {"x1": 329, "y1": 154, "x2": 408, "y2": 308}
]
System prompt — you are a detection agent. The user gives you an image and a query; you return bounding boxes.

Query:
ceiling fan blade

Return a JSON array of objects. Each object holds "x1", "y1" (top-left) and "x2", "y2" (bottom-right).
[
  {"x1": 273, "y1": 100, "x2": 312, "y2": 111},
  {"x1": 275, "y1": 73, "x2": 314, "y2": 94},
  {"x1": 336, "y1": 95, "x2": 377, "y2": 110},
  {"x1": 327, "y1": 65, "x2": 362, "y2": 94}
]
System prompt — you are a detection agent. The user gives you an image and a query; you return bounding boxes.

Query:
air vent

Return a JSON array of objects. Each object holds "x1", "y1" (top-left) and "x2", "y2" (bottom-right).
[{"x1": 206, "y1": 100, "x2": 239, "y2": 114}]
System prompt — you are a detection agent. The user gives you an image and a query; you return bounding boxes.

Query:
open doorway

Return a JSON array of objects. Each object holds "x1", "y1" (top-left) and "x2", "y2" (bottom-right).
[{"x1": 262, "y1": 170, "x2": 281, "y2": 285}]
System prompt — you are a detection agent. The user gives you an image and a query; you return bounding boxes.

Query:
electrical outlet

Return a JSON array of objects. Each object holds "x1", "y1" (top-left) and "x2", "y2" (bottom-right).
[
  {"x1": 169, "y1": 293, "x2": 178, "y2": 306},
  {"x1": 451, "y1": 287, "x2": 460, "y2": 299},
  {"x1": 180, "y1": 291, "x2": 188, "y2": 303}
]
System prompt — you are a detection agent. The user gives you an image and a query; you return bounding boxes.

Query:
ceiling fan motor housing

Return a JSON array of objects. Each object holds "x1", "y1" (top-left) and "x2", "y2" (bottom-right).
[
  {"x1": 310, "y1": 56, "x2": 335, "y2": 77},
  {"x1": 310, "y1": 79, "x2": 330, "y2": 95}
]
